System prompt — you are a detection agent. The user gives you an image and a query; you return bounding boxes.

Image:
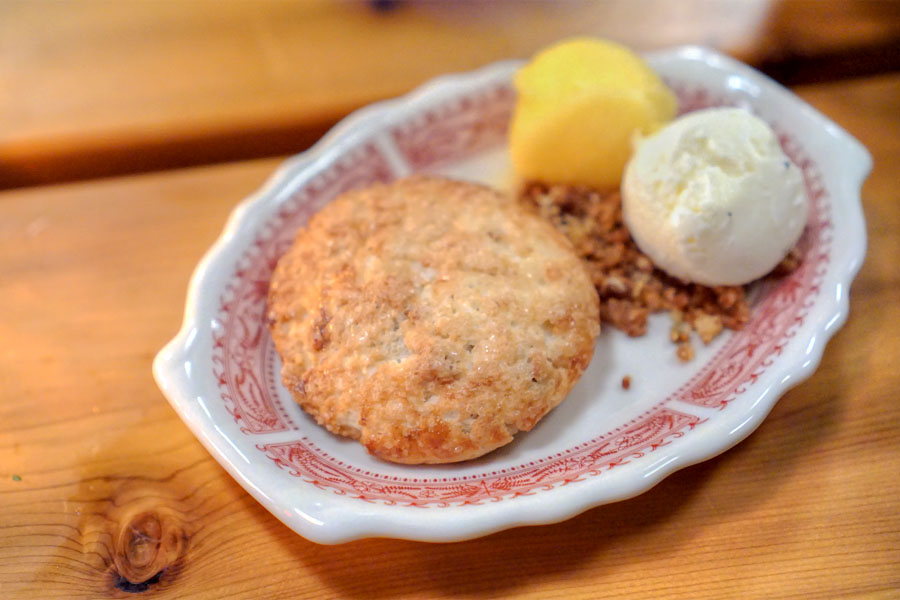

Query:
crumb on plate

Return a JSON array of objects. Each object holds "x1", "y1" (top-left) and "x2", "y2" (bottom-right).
[{"x1": 520, "y1": 182, "x2": 800, "y2": 359}]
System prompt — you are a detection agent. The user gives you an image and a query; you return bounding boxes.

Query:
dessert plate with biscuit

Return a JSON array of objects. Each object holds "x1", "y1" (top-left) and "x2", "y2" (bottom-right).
[{"x1": 154, "y1": 40, "x2": 869, "y2": 543}]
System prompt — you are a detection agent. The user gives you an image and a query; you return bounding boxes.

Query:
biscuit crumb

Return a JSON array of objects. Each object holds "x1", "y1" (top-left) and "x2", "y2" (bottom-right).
[{"x1": 693, "y1": 313, "x2": 723, "y2": 344}]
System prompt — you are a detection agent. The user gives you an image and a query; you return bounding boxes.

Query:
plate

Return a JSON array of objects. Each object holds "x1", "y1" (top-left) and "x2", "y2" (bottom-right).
[{"x1": 153, "y1": 46, "x2": 870, "y2": 544}]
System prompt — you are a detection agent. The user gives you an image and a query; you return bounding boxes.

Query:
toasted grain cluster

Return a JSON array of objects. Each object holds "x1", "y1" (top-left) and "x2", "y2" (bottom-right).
[
  {"x1": 519, "y1": 181, "x2": 800, "y2": 360},
  {"x1": 267, "y1": 176, "x2": 600, "y2": 464}
]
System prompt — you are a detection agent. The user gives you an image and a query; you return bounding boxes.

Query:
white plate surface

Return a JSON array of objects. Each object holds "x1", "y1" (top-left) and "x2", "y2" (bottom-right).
[{"x1": 154, "y1": 47, "x2": 870, "y2": 544}]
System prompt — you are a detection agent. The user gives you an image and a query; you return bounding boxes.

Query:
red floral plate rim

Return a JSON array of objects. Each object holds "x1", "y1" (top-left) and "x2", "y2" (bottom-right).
[{"x1": 154, "y1": 47, "x2": 870, "y2": 543}]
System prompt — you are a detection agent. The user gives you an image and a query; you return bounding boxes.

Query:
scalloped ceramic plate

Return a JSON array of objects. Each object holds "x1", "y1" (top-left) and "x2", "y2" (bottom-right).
[{"x1": 153, "y1": 47, "x2": 869, "y2": 544}]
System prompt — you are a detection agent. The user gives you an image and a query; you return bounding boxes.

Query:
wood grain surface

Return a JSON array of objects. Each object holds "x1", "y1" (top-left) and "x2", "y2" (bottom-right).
[
  {"x1": 1, "y1": 74, "x2": 899, "y2": 598},
  {"x1": 3, "y1": 0, "x2": 898, "y2": 188}
]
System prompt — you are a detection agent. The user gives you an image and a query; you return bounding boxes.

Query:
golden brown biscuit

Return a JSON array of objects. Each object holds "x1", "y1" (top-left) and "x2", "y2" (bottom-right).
[{"x1": 267, "y1": 176, "x2": 599, "y2": 464}]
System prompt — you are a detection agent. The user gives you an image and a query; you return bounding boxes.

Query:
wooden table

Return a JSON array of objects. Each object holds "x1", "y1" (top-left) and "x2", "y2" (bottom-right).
[
  {"x1": 3, "y1": 3, "x2": 900, "y2": 596},
  {"x1": 2, "y1": 71, "x2": 899, "y2": 599},
  {"x1": 3, "y1": 0, "x2": 898, "y2": 188}
]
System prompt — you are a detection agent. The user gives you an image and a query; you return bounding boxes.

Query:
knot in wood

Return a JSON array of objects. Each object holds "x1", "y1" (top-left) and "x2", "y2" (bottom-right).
[
  {"x1": 103, "y1": 483, "x2": 190, "y2": 589},
  {"x1": 123, "y1": 513, "x2": 162, "y2": 571},
  {"x1": 114, "y1": 508, "x2": 184, "y2": 585}
]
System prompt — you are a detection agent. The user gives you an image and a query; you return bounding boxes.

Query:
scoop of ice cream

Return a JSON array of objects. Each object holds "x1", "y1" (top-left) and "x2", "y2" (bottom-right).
[
  {"x1": 622, "y1": 107, "x2": 808, "y2": 286},
  {"x1": 510, "y1": 38, "x2": 677, "y2": 189}
]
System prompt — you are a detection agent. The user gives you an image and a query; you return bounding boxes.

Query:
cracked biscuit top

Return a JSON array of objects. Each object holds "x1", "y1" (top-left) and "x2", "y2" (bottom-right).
[{"x1": 267, "y1": 175, "x2": 599, "y2": 464}]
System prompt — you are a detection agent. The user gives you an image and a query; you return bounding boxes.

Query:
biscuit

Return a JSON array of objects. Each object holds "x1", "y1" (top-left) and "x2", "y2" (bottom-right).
[{"x1": 267, "y1": 176, "x2": 600, "y2": 464}]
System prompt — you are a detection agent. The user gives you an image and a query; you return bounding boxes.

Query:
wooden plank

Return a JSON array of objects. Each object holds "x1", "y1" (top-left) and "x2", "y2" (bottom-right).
[
  {"x1": 1, "y1": 73, "x2": 899, "y2": 598},
  {"x1": 2, "y1": 0, "x2": 898, "y2": 188}
]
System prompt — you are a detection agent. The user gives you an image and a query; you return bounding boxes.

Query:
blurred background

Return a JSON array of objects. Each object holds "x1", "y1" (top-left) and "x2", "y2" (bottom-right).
[{"x1": 2, "y1": 0, "x2": 898, "y2": 189}]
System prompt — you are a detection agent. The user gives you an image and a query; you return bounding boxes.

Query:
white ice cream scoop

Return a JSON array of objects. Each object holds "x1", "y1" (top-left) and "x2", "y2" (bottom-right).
[{"x1": 622, "y1": 107, "x2": 808, "y2": 286}]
